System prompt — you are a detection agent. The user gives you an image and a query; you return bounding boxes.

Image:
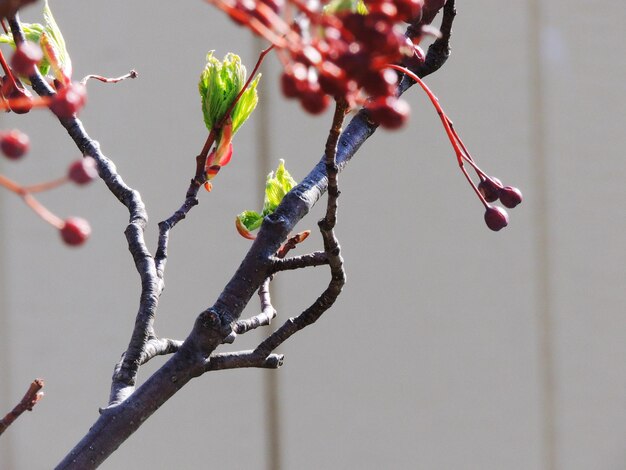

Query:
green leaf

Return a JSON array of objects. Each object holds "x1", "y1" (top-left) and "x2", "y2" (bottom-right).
[
  {"x1": 236, "y1": 160, "x2": 298, "y2": 237},
  {"x1": 262, "y1": 159, "x2": 297, "y2": 214},
  {"x1": 199, "y1": 51, "x2": 260, "y2": 134},
  {"x1": 237, "y1": 210, "x2": 264, "y2": 232},
  {"x1": 42, "y1": 0, "x2": 72, "y2": 80}
]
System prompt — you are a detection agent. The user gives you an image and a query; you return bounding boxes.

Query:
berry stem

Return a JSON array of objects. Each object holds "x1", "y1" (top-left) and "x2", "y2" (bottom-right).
[
  {"x1": 23, "y1": 175, "x2": 70, "y2": 193},
  {"x1": 387, "y1": 64, "x2": 490, "y2": 207},
  {"x1": 0, "y1": 172, "x2": 23, "y2": 194},
  {"x1": 0, "y1": 173, "x2": 64, "y2": 227},
  {"x1": 0, "y1": 48, "x2": 19, "y2": 90},
  {"x1": 0, "y1": 94, "x2": 52, "y2": 111},
  {"x1": 23, "y1": 193, "x2": 64, "y2": 228}
]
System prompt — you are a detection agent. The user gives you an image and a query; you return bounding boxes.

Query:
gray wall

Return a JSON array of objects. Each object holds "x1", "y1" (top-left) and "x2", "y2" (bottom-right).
[{"x1": 1, "y1": 1, "x2": 625, "y2": 469}]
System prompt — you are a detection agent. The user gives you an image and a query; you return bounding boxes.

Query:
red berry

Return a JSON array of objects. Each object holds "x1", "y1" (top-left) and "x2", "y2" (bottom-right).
[
  {"x1": 361, "y1": 68, "x2": 397, "y2": 98},
  {"x1": 11, "y1": 41, "x2": 43, "y2": 77},
  {"x1": 68, "y1": 157, "x2": 98, "y2": 185},
  {"x1": 50, "y1": 82, "x2": 87, "y2": 118},
  {"x1": 395, "y1": 0, "x2": 424, "y2": 22},
  {"x1": 299, "y1": 86, "x2": 330, "y2": 115},
  {"x1": 484, "y1": 206, "x2": 509, "y2": 231},
  {"x1": 478, "y1": 177, "x2": 502, "y2": 203},
  {"x1": 318, "y1": 61, "x2": 351, "y2": 97},
  {"x1": 499, "y1": 186, "x2": 523, "y2": 208},
  {"x1": 367, "y1": 96, "x2": 410, "y2": 130},
  {"x1": 0, "y1": 129, "x2": 30, "y2": 159},
  {"x1": 1, "y1": 76, "x2": 33, "y2": 114},
  {"x1": 280, "y1": 63, "x2": 308, "y2": 99},
  {"x1": 60, "y1": 217, "x2": 91, "y2": 246}
]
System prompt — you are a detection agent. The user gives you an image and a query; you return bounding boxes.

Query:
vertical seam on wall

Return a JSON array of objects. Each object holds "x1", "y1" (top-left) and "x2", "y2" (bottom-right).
[
  {"x1": 528, "y1": 2, "x2": 557, "y2": 470},
  {"x1": 0, "y1": 158, "x2": 15, "y2": 468},
  {"x1": 252, "y1": 37, "x2": 282, "y2": 470}
]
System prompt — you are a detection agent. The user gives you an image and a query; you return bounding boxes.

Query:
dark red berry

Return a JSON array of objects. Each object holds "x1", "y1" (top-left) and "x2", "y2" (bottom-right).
[
  {"x1": 478, "y1": 177, "x2": 502, "y2": 203},
  {"x1": 499, "y1": 186, "x2": 523, "y2": 208},
  {"x1": 318, "y1": 61, "x2": 351, "y2": 97},
  {"x1": 0, "y1": 129, "x2": 30, "y2": 159},
  {"x1": 1, "y1": 75, "x2": 33, "y2": 114},
  {"x1": 68, "y1": 157, "x2": 98, "y2": 185},
  {"x1": 50, "y1": 82, "x2": 87, "y2": 118},
  {"x1": 299, "y1": 86, "x2": 330, "y2": 115},
  {"x1": 60, "y1": 217, "x2": 91, "y2": 246},
  {"x1": 11, "y1": 41, "x2": 43, "y2": 77},
  {"x1": 484, "y1": 206, "x2": 509, "y2": 231},
  {"x1": 367, "y1": 96, "x2": 410, "y2": 130},
  {"x1": 361, "y1": 68, "x2": 397, "y2": 98},
  {"x1": 395, "y1": 0, "x2": 424, "y2": 22},
  {"x1": 280, "y1": 63, "x2": 308, "y2": 99}
]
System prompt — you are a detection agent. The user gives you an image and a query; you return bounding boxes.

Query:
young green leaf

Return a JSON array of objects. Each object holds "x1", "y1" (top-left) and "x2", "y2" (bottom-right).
[
  {"x1": 262, "y1": 159, "x2": 297, "y2": 214},
  {"x1": 198, "y1": 51, "x2": 260, "y2": 134},
  {"x1": 235, "y1": 160, "x2": 298, "y2": 238}
]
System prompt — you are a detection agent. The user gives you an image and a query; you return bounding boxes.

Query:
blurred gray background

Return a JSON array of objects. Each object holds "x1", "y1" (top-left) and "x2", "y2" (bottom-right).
[{"x1": 1, "y1": 0, "x2": 625, "y2": 469}]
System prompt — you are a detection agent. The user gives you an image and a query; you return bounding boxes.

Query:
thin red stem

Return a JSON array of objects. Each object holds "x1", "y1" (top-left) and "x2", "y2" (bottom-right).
[
  {"x1": 0, "y1": 48, "x2": 19, "y2": 90},
  {"x1": 23, "y1": 175, "x2": 69, "y2": 193},
  {"x1": 386, "y1": 64, "x2": 492, "y2": 207},
  {"x1": 0, "y1": 173, "x2": 65, "y2": 227}
]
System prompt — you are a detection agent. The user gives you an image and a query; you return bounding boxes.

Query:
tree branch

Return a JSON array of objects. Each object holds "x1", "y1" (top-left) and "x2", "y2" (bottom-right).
[
  {"x1": 8, "y1": 13, "x2": 161, "y2": 407},
  {"x1": 0, "y1": 379, "x2": 44, "y2": 436},
  {"x1": 205, "y1": 350, "x2": 284, "y2": 371},
  {"x1": 54, "y1": 7, "x2": 457, "y2": 466}
]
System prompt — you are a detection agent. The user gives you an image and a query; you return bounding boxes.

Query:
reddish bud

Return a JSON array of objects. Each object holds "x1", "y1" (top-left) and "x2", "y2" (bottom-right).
[
  {"x1": 499, "y1": 186, "x2": 523, "y2": 208},
  {"x1": 60, "y1": 217, "x2": 91, "y2": 246},
  {"x1": 484, "y1": 206, "x2": 509, "y2": 231},
  {"x1": 0, "y1": 129, "x2": 30, "y2": 159},
  {"x1": 68, "y1": 157, "x2": 98, "y2": 185},
  {"x1": 11, "y1": 41, "x2": 43, "y2": 77}
]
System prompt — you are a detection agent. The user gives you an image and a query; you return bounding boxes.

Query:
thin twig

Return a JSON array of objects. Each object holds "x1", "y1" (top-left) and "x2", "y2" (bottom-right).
[
  {"x1": 272, "y1": 251, "x2": 328, "y2": 273},
  {"x1": 254, "y1": 99, "x2": 348, "y2": 355},
  {"x1": 205, "y1": 350, "x2": 284, "y2": 371},
  {"x1": 0, "y1": 379, "x2": 44, "y2": 436},
  {"x1": 80, "y1": 70, "x2": 138, "y2": 86},
  {"x1": 233, "y1": 278, "x2": 276, "y2": 336}
]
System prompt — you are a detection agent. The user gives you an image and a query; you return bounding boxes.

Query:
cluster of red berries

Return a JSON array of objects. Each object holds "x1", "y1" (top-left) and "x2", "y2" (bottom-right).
[
  {"x1": 0, "y1": 128, "x2": 96, "y2": 245},
  {"x1": 215, "y1": 0, "x2": 428, "y2": 125},
  {"x1": 0, "y1": 40, "x2": 94, "y2": 246}
]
